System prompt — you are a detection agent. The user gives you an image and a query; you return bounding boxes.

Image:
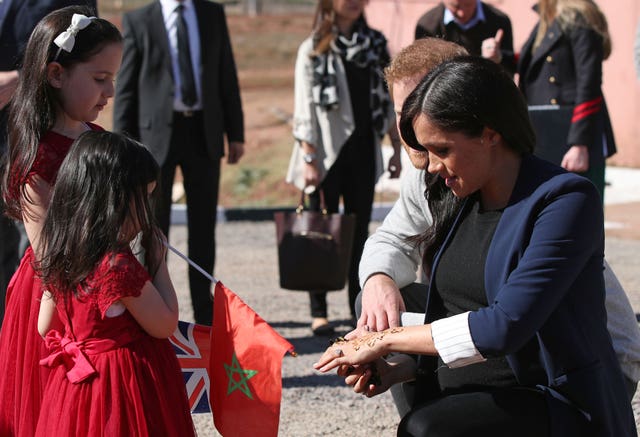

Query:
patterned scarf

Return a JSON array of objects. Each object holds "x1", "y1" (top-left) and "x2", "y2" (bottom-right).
[{"x1": 311, "y1": 20, "x2": 391, "y2": 139}]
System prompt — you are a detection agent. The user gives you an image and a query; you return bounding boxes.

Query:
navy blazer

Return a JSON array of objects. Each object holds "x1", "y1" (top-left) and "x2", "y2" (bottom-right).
[
  {"x1": 421, "y1": 155, "x2": 635, "y2": 436},
  {"x1": 113, "y1": 0, "x2": 244, "y2": 165}
]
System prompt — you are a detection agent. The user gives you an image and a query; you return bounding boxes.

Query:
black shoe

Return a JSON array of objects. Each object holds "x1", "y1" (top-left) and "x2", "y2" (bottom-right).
[{"x1": 311, "y1": 322, "x2": 335, "y2": 336}]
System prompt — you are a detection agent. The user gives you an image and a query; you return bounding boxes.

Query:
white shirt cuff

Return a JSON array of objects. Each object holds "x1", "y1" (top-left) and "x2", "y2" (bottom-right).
[{"x1": 431, "y1": 312, "x2": 486, "y2": 369}]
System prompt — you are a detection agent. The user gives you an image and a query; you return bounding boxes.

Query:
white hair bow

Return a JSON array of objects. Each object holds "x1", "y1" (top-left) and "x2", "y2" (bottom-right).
[{"x1": 53, "y1": 13, "x2": 96, "y2": 54}]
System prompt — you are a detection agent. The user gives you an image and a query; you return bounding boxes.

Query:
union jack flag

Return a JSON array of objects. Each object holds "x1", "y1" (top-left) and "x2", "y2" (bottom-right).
[{"x1": 169, "y1": 320, "x2": 212, "y2": 413}]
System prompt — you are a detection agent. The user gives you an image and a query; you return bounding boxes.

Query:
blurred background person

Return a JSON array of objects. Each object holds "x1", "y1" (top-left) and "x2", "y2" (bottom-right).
[
  {"x1": 518, "y1": 0, "x2": 614, "y2": 202},
  {"x1": 414, "y1": 0, "x2": 515, "y2": 74},
  {"x1": 114, "y1": 0, "x2": 245, "y2": 326},
  {"x1": 286, "y1": 0, "x2": 401, "y2": 336}
]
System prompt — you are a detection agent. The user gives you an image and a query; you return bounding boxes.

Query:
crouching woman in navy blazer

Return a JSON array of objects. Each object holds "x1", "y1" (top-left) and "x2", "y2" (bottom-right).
[{"x1": 314, "y1": 56, "x2": 635, "y2": 437}]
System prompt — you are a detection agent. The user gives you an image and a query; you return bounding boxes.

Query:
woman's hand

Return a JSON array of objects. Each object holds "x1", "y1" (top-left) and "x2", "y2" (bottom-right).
[
  {"x1": 561, "y1": 145, "x2": 589, "y2": 173},
  {"x1": 313, "y1": 329, "x2": 401, "y2": 373},
  {"x1": 303, "y1": 161, "x2": 320, "y2": 188}
]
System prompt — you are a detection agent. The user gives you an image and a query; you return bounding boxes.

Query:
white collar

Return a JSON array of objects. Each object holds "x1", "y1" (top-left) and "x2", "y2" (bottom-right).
[
  {"x1": 443, "y1": 0, "x2": 486, "y2": 31},
  {"x1": 160, "y1": 0, "x2": 194, "y2": 16}
]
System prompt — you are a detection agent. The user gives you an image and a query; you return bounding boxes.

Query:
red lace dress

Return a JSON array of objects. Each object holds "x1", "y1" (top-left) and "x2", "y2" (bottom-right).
[
  {"x1": 0, "y1": 127, "x2": 99, "y2": 436},
  {"x1": 35, "y1": 249, "x2": 195, "y2": 436}
]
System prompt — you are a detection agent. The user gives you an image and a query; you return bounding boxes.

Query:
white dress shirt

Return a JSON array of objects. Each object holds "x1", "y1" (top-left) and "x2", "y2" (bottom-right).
[
  {"x1": 160, "y1": 0, "x2": 203, "y2": 111},
  {"x1": 443, "y1": 0, "x2": 486, "y2": 31}
]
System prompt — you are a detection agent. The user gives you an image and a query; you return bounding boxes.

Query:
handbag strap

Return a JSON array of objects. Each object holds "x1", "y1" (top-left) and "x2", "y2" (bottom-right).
[{"x1": 297, "y1": 189, "x2": 327, "y2": 214}]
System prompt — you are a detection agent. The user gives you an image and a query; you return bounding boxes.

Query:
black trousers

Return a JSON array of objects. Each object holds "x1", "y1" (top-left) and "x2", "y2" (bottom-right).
[
  {"x1": 155, "y1": 111, "x2": 220, "y2": 325},
  {"x1": 308, "y1": 134, "x2": 376, "y2": 319},
  {"x1": 398, "y1": 387, "x2": 553, "y2": 437}
]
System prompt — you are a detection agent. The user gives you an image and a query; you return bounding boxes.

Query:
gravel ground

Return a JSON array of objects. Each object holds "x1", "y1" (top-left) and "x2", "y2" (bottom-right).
[{"x1": 167, "y1": 221, "x2": 640, "y2": 436}]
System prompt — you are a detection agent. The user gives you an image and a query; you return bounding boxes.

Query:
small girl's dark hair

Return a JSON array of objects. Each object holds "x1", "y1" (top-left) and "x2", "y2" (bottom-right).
[
  {"x1": 37, "y1": 131, "x2": 160, "y2": 296},
  {"x1": 2, "y1": 5, "x2": 122, "y2": 219}
]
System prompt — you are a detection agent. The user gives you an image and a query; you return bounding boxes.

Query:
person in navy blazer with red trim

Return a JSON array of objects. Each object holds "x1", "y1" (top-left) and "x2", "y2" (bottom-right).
[
  {"x1": 518, "y1": 0, "x2": 615, "y2": 201},
  {"x1": 314, "y1": 57, "x2": 635, "y2": 436}
]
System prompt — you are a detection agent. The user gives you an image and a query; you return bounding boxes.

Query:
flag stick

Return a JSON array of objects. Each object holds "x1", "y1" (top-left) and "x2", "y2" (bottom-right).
[{"x1": 164, "y1": 242, "x2": 218, "y2": 285}]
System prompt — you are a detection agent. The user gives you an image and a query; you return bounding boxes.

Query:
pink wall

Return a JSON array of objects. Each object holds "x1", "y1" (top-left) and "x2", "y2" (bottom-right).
[{"x1": 366, "y1": 0, "x2": 640, "y2": 167}]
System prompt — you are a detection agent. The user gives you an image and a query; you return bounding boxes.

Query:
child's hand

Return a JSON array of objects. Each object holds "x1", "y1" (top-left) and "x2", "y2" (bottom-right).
[{"x1": 145, "y1": 230, "x2": 168, "y2": 277}]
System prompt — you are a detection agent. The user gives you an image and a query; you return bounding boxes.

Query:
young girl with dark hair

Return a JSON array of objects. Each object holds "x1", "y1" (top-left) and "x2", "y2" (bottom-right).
[
  {"x1": 0, "y1": 6, "x2": 122, "y2": 434},
  {"x1": 35, "y1": 131, "x2": 194, "y2": 436}
]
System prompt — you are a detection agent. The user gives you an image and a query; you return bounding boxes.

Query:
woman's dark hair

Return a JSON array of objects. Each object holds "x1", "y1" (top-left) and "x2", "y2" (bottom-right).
[
  {"x1": 2, "y1": 5, "x2": 122, "y2": 219},
  {"x1": 408, "y1": 174, "x2": 462, "y2": 275},
  {"x1": 37, "y1": 131, "x2": 160, "y2": 296},
  {"x1": 400, "y1": 56, "x2": 535, "y2": 272},
  {"x1": 399, "y1": 55, "x2": 535, "y2": 155}
]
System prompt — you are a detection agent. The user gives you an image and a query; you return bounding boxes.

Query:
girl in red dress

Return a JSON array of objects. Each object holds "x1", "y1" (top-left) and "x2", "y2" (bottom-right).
[
  {"x1": 0, "y1": 7, "x2": 122, "y2": 435},
  {"x1": 35, "y1": 131, "x2": 195, "y2": 436}
]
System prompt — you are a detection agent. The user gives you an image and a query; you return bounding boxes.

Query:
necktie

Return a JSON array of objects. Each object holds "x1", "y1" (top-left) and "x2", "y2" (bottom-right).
[{"x1": 176, "y1": 4, "x2": 197, "y2": 107}]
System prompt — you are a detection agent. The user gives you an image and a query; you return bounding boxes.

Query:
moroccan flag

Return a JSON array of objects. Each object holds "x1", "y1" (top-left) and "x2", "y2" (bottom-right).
[{"x1": 210, "y1": 281, "x2": 295, "y2": 437}]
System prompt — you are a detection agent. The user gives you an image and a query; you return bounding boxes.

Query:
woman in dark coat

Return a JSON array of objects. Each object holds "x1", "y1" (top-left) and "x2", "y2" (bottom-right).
[{"x1": 518, "y1": 0, "x2": 614, "y2": 201}]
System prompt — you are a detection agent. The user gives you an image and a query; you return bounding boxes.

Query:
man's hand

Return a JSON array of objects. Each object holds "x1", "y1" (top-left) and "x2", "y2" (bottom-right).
[
  {"x1": 0, "y1": 70, "x2": 19, "y2": 110},
  {"x1": 227, "y1": 141, "x2": 244, "y2": 164},
  {"x1": 481, "y1": 29, "x2": 504, "y2": 64},
  {"x1": 562, "y1": 145, "x2": 589, "y2": 173},
  {"x1": 340, "y1": 355, "x2": 417, "y2": 398},
  {"x1": 356, "y1": 274, "x2": 405, "y2": 334}
]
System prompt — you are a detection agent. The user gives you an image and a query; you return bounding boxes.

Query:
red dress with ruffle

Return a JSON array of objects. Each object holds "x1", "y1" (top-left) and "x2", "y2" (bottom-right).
[
  {"x1": 0, "y1": 127, "x2": 99, "y2": 436},
  {"x1": 35, "y1": 249, "x2": 195, "y2": 436}
]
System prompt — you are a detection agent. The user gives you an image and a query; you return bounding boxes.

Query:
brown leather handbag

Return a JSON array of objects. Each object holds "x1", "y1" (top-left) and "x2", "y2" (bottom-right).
[{"x1": 274, "y1": 190, "x2": 355, "y2": 291}]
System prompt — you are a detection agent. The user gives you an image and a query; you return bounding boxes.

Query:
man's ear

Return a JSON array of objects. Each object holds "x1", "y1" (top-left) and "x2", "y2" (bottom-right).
[{"x1": 46, "y1": 62, "x2": 64, "y2": 88}]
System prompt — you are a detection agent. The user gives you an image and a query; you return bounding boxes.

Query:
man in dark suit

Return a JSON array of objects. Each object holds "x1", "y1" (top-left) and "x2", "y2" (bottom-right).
[
  {"x1": 0, "y1": 0, "x2": 97, "y2": 324},
  {"x1": 114, "y1": 0, "x2": 245, "y2": 325},
  {"x1": 414, "y1": 0, "x2": 515, "y2": 74}
]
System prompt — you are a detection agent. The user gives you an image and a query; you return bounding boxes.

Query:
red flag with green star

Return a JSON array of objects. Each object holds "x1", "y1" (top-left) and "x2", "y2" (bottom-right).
[{"x1": 210, "y1": 281, "x2": 295, "y2": 437}]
